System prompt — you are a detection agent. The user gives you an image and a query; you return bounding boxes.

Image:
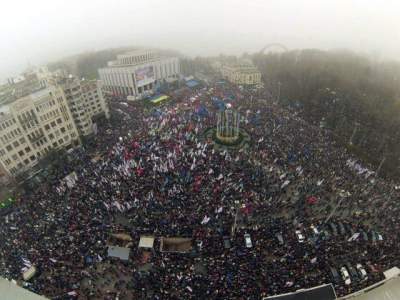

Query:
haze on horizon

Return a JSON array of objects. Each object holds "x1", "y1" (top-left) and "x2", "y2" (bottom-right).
[{"x1": 1, "y1": 0, "x2": 399, "y2": 81}]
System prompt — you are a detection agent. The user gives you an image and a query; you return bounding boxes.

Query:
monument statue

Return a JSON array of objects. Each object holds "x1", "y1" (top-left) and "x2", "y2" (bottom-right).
[{"x1": 216, "y1": 109, "x2": 240, "y2": 144}]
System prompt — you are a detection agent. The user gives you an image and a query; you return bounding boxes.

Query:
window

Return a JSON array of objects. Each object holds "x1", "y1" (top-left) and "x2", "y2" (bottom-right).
[
  {"x1": 58, "y1": 138, "x2": 63, "y2": 144},
  {"x1": 0, "y1": 149, "x2": 5, "y2": 156},
  {"x1": 30, "y1": 155, "x2": 36, "y2": 161},
  {"x1": 56, "y1": 118, "x2": 62, "y2": 124},
  {"x1": 11, "y1": 154, "x2": 18, "y2": 160},
  {"x1": 5, "y1": 159, "x2": 11, "y2": 165},
  {"x1": 18, "y1": 150, "x2": 24, "y2": 157},
  {"x1": 45, "y1": 124, "x2": 50, "y2": 130},
  {"x1": 6, "y1": 145, "x2": 12, "y2": 152},
  {"x1": 25, "y1": 147, "x2": 31, "y2": 153},
  {"x1": 23, "y1": 159, "x2": 29, "y2": 165},
  {"x1": 52, "y1": 142, "x2": 58, "y2": 147},
  {"x1": 12, "y1": 141, "x2": 19, "y2": 148},
  {"x1": 49, "y1": 133, "x2": 54, "y2": 140},
  {"x1": 19, "y1": 137, "x2": 26, "y2": 144},
  {"x1": 60, "y1": 127, "x2": 66, "y2": 133},
  {"x1": 51, "y1": 121, "x2": 56, "y2": 127}
]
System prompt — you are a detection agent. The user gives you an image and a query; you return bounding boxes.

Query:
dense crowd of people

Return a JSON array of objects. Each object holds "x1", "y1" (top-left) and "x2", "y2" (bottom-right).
[{"x1": 0, "y1": 80, "x2": 399, "y2": 299}]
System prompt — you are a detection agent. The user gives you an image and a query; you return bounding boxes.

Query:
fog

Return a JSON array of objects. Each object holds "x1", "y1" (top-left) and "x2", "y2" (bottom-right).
[{"x1": 1, "y1": 0, "x2": 399, "y2": 80}]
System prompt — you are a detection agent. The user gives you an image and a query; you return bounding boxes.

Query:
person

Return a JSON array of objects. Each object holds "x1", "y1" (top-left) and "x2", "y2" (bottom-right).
[{"x1": 0, "y1": 82, "x2": 398, "y2": 299}]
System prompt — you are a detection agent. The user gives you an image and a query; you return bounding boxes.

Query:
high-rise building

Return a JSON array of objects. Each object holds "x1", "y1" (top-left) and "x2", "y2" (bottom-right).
[
  {"x1": 81, "y1": 79, "x2": 110, "y2": 120},
  {"x1": 55, "y1": 76, "x2": 109, "y2": 136},
  {"x1": 98, "y1": 49, "x2": 180, "y2": 100},
  {"x1": 0, "y1": 86, "x2": 80, "y2": 179}
]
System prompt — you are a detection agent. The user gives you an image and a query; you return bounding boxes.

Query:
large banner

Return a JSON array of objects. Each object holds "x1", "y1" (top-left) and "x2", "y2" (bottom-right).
[{"x1": 135, "y1": 66, "x2": 154, "y2": 86}]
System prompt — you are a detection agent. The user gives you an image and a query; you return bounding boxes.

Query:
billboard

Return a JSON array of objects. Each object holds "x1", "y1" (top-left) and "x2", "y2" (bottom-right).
[{"x1": 135, "y1": 66, "x2": 154, "y2": 86}]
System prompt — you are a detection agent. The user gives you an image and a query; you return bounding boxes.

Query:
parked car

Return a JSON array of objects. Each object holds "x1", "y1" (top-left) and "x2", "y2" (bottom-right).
[
  {"x1": 356, "y1": 263, "x2": 368, "y2": 280},
  {"x1": 360, "y1": 230, "x2": 369, "y2": 241},
  {"x1": 223, "y1": 236, "x2": 231, "y2": 249},
  {"x1": 330, "y1": 267, "x2": 341, "y2": 284},
  {"x1": 244, "y1": 233, "x2": 252, "y2": 248},
  {"x1": 340, "y1": 266, "x2": 351, "y2": 285},
  {"x1": 345, "y1": 223, "x2": 355, "y2": 236},
  {"x1": 329, "y1": 223, "x2": 338, "y2": 236},
  {"x1": 346, "y1": 263, "x2": 359, "y2": 280},
  {"x1": 275, "y1": 233, "x2": 284, "y2": 245},
  {"x1": 295, "y1": 230, "x2": 305, "y2": 243},
  {"x1": 338, "y1": 222, "x2": 346, "y2": 235}
]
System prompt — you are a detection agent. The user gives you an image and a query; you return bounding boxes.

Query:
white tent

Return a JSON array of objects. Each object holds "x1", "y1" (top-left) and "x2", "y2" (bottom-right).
[
  {"x1": 107, "y1": 246, "x2": 130, "y2": 261},
  {"x1": 22, "y1": 266, "x2": 37, "y2": 281},
  {"x1": 139, "y1": 236, "x2": 155, "y2": 249}
]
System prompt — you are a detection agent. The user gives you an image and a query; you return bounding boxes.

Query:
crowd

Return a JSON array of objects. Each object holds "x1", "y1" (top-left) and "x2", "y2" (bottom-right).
[{"x1": 0, "y1": 80, "x2": 399, "y2": 300}]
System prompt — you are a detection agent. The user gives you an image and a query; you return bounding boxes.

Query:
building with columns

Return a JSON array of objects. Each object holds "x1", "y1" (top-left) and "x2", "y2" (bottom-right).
[
  {"x1": 220, "y1": 61, "x2": 262, "y2": 86},
  {"x1": 98, "y1": 49, "x2": 180, "y2": 100}
]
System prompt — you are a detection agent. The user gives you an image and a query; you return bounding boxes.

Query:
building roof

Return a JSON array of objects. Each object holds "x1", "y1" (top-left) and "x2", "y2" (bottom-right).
[
  {"x1": 149, "y1": 95, "x2": 170, "y2": 104},
  {"x1": 340, "y1": 276, "x2": 400, "y2": 300},
  {"x1": 0, "y1": 277, "x2": 48, "y2": 300},
  {"x1": 139, "y1": 236, "x2": 155, "y2": 248},
  {"x1": 263, "y1": 284, "x2": 336, "y2": 300},
  {"x1": 0, "y1": 104, "x2": 10, "y2": 114},
  {"x1": 107, "y1": 246, "x2": 130, "y2": 260},
  {"x1": 186, "y1": 80, "x2": 200, "y2": 88}
]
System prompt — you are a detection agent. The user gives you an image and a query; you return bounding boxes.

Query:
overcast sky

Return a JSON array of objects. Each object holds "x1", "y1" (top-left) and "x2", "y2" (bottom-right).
[{"x1": 1, "y1": 0, "x2": 399, "y2": 80}]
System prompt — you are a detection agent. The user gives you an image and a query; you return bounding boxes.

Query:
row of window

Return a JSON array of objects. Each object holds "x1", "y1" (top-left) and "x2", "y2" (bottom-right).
[
  {"x1": 4, "y1": 132, "x2": 76, "y2": 171},
  {"x1": 0, "y1": 128, "x2": 22, "y2": 144},
  {"x1": 35, "y1": 99, "x2": 56, "y2": 113},
  {"x1": 0, "y1": 118, "x2": 16, "y2": 130},
  {"x1": 39, "y1": 108, "x2": 60, "y2": 122}
]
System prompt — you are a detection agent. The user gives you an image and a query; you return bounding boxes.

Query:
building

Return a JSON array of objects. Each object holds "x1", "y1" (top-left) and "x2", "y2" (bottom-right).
[
  {"x1": 6, "y1": 67, "x2": 52, "y2": 99},
  {"x1": 81, "y1": 79, "x2": 110, "y2": 121},
  {"x1": 220, "y1": 62, "x2": 262, "y2": 86},
  {"x1": 0, "y1": 86, "x2": 80, "y2": 179},
  {"x1": 98, "y1": 49, "x2": 180, "y2": 100},
  {"x1": 55, "y1": 76, "x2": 110, "y2": 136},
  {"x1": 0, "y1": 277, "x2": 49, "y2": 300}
]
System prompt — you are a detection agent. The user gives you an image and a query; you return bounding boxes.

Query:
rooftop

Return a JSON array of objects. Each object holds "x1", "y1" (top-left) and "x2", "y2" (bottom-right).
[
  {"x1": 0, "y1": 277, "x2": 49, "y2": 300},
  {"x1": 0, "y1": 104, "x2": 10, "y2": 114}
]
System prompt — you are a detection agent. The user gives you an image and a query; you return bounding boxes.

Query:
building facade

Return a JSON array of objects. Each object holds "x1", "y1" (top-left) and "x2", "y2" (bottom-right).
[
  {"x1": 0, "y1": 86, "x2": 80, "y2": 179},
  {"x1": 56, "y1": 77, "x2": 110, "y2": 136},
  {"x1": 98, "y1": 49, "x2": 180, "y2": 100},
  {"x1": 220, "y1": 63, "x2": 262, "y2": 86},
  {"x1": 81, "y1": 80, "x2": 110, "y2": 121}
]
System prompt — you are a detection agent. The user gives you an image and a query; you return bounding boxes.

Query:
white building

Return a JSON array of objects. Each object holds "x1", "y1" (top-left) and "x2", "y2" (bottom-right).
[
  {"x1": 0, "y1": 86, "x2": 80, "y2": 179},
  {"x1": 98, "y1": 49, "x2": 180, "y2": 100}
]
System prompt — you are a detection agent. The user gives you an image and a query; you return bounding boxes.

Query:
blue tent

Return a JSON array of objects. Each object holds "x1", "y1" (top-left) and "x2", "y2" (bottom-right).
[
  {"x1": 211, "y1": 97, "x2": 226, "y2": 110},
  {"x1": 186, "y1": 80, "x2": 200, "y2": 88},
  {"x1": 195, "y1": 104, "x2": 208, "y2": 117}
]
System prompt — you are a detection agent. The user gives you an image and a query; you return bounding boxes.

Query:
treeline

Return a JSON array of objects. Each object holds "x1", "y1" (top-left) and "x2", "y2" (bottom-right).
[
  {"x1": 48, "y1": 47, "x2": 136, "y2": 79},
  {"x1": 48, "y1": 47, "x2": 183, "y2": 80},
  {"x1": 252, "y1": 49, "x2": 400, "y2": 177}
]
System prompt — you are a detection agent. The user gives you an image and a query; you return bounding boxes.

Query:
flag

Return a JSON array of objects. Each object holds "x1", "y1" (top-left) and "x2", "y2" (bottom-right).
[
  {"x1": 348, "y1": 232, "x2": 360, "y2": 242},
  {"x1": 281, "y1": 180, "x2": 290, "y2": 189},
  {"x1": 311, "y1": 257, "x2": 317, "y2": 264},
  {"x1": 201, "y1": 215, "x2": 210, "y2": 224}
]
